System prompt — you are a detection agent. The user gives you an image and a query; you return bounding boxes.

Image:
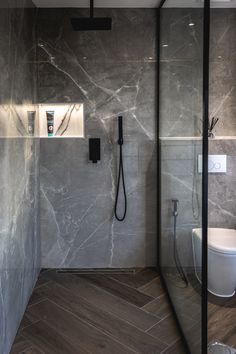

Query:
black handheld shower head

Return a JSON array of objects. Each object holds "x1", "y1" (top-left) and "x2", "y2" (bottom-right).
[{"x1": 71, "y1": 0, "x2": 112, "y2": 31}]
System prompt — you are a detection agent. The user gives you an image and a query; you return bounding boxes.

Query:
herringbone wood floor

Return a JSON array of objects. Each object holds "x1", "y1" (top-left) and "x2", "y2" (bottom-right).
[{"x1": 10, "y1": 269, "x2": 187, "y2": 354}]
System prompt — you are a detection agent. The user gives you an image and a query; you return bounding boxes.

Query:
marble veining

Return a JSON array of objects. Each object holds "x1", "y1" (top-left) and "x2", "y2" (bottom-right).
[
  {"x1": 0, "y1": 2, "x2": 40, "y2": 354},
  {"x1": 38, "y1": 8, "x2": 157, "y2": 268},
  {"x1": 209, "y1": 10, "x2": 236, "y2": 137},
  {"x1": 208, "y1": 140, "x2": 236, "y2": 228}
]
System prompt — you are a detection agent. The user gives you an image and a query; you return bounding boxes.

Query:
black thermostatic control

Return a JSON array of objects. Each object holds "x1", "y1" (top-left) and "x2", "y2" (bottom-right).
[{"x1": 89, "y1": 138, "x2": 101, "y2": 163}]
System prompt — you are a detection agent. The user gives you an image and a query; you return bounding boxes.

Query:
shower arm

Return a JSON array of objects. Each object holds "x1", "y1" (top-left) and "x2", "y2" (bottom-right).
[
  {"x1": 90, "y1": 0, "x2": 94, "y2": 18},
  {"x1": 70, "y1": 0, "x2": 112, "y2": 31}
]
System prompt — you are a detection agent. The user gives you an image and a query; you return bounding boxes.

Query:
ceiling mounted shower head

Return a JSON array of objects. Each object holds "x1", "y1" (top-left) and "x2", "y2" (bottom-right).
[
  {"x1": 71, "y1": 0, "x2": 112, "y2": 31},
  {"x1": 199, "y1": 0, "x2": 232, "y2": 2}
]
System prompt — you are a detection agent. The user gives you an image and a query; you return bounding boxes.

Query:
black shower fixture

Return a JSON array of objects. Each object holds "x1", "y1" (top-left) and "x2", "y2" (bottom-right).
[
  {"x1": 71, "y1": 0, "x2": 112, "y2": 31},
  {"x1": 114, "y1": 116, "x2": 127, "y2": 222},
  {"x1": 89, "y1": 138, "x2": 101, "y2": 163}
]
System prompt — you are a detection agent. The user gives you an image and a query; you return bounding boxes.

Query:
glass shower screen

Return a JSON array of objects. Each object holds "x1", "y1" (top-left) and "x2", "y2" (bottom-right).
[{"x1": 158, "y1": 0, "x2": 208, "y2": 352}]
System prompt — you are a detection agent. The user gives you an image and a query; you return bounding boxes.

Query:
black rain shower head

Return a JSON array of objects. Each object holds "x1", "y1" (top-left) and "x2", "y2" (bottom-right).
[
  {"x1": 71, "y1": 17, "x2": 112, "y2": 31},
  {"x1": 71, "y1": 0, "x2": 112, "y2": 31}
]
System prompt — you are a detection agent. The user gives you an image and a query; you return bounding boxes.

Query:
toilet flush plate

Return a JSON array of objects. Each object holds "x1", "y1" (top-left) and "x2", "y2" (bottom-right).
[{"x1": 198, "y1": 155, "x2": 227, "y2": 173}]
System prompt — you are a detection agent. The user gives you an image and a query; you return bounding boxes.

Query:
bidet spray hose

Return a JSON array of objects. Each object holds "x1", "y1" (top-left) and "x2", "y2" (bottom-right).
[{"x1": 172, "y1": 199, "x2": 188, "y2": 286}]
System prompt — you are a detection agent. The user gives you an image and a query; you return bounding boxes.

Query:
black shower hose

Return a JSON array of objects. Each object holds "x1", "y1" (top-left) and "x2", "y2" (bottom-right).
[
  {"x1": 114, "y1": 144, "x2": 127, "y2": 221},
  {"x1": 173, "y1": 214, "x2": 188, "y2": 286}
]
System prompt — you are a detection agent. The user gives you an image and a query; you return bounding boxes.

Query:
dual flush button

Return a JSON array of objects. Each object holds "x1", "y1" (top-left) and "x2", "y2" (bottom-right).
[{"x1": 198, "y1": 155, "x2": 227, "y2": 173}]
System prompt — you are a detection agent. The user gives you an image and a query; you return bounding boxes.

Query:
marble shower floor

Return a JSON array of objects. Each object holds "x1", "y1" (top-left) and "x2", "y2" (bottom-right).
[{"x1": 10, "y1": 268, "x2": 187, "y2": 354}]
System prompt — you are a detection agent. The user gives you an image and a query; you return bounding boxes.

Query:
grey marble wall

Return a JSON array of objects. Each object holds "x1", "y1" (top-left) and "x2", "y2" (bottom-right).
[
  {"x1": 0, "y1": 2, "x2": 40, "y2": 354},
  {"x1": 208, "y1": 10, "x2": 236, "y2": 228},
  {"x1": 209, "y1": 9, "x2": 236, "y2": 136},
  {"x1": 37, "y1": 9, "x2": 157, "y2": 268},
  {"x1": 160, "y1": 139, "x2": 202, "y2": 268},
  {"x1": 159, "y1": 8, "x2": 204, "y2": 138},
  {"x1": 160, "y1": 8, "x2": 236, "y2": 138},
  {"x1": 208, "y1": 140, "x2": 236, "y2": 229},
  {"x1": 208, "y1": 10, "x2": 236, "y2": 231}
]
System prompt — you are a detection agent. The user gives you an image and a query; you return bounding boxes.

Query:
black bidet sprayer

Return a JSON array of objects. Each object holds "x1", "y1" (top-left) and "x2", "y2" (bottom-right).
[{"x1": 114, "y1": 116, "x2": 127, "y2": 221}]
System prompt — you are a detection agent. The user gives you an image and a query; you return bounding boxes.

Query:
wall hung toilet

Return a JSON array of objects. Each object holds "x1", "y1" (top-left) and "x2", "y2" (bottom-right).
[{"x1": 192, "y1": 228, "x2": 236, "y2": 298}]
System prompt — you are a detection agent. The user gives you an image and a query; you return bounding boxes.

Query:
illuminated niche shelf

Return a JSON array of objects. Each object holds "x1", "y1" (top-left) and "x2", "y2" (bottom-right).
[{"x1": 0, "y1": 103, "x2": 84, "y2": 138}]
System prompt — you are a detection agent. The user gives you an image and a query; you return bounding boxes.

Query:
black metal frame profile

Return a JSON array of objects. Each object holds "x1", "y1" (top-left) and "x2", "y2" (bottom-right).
[
  {"x1": 157, "y1": 1, "x2": 210, "y2": 353},
  {"x1": 202, "y1": 0, "x2": 210, "y2": 352}
]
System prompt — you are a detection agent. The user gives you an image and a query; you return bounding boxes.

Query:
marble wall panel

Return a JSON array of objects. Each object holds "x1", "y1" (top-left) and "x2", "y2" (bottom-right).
[
  {"x1": 208, "y1": 140, "x2": 236, "y2": 229},
  {"x1": 209, "y1": 9, "x2": 236, "y2": 136},
  {"x1": 37, "y1": 9, "x2": 157, "y2": 268},
  {"x1": 0, "y1": 2, "x2": 40, "y2": 353}
]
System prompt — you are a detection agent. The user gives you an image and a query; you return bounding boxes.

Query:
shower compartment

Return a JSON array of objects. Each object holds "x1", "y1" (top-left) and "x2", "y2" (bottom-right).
[
  {"x1": 158, "y1": 0, "x2": 208, "y2": 353},
  {"x1": 159, "y1": 0, "x2": 208, "y2": 354},
  {"x1": 158, "y1": 0, "x2": 236, "y2": 353}
]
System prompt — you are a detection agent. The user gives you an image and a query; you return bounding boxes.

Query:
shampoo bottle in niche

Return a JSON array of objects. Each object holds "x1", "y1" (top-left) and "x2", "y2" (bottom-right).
[
  {"x1": 27, "y1": 111, "x2": 36, "y2": 136},
  {"x1": 46, "y1": 111, "x2": 54, "y2": 137}
]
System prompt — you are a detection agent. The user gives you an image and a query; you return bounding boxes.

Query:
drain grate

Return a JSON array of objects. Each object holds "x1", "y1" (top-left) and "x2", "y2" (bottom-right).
[{"x1": 56, "y1": 268, "x2": 139, "y2": 275}]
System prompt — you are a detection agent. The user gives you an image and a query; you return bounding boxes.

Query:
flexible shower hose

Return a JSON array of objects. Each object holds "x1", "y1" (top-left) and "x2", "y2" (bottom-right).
[
  {"x1": 114, "y1": 144, "x2": 127, "y2": 221},
  {"x1": 173, "y1": 214, "x2": 188, "y2": 286}
]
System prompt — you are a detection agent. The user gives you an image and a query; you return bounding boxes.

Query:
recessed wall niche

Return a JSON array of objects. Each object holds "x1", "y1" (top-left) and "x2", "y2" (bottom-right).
[
  {"x1": 39, "y1": 103, "x2": 84, "y2": 138},
  {"x1": 0, "y1": 103, "x2": 84, "y2": 138}
]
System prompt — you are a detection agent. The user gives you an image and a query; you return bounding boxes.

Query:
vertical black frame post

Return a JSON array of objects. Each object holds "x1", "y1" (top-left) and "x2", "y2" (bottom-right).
[
  {"x1": 202, "y1": 0, "x2": 210, "y2": 352},
  {"x1": 157, "y1": 0, "x2": 164, "y2": 275},
  {"x1": 90, "y1": 0, "x2": 94, "y2": 18}
]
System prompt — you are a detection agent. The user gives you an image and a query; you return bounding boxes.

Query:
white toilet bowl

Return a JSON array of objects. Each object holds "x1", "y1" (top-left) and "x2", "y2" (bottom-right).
[{"x1": 192, "y1": 228, "x2": 236, "y2": 298}]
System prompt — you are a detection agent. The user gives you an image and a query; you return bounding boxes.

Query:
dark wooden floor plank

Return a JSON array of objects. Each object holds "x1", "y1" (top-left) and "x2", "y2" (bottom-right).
[
  {"x1": 142, "y1": 295, "x2": 172, "y2": 319},
  {"x1": 9, "y1": 335, "x2": 32, "y2": 354},
  {"x1": 35, "y1": 275, "x2": 52, "y2": 289},
  {"x1": 161, "y1": 339, "x2": 188, "y2": 354},
  {"x1": 78, "y1": 274, "x2": 153, "y2": 307},
  {"x1": 18, "y1": 316, "x2": 34, "y2": 331},
  {"x1": 184, "y1": 322, "x2": 201, "y2": 353},
  {"x1": 208, "y1": 304, "x2": 236, "y2": 347},
  {"x1": 174, "y1": 298, "x2": 201, "y2": 322},
  {"x1": 27, "y1": 286, "x2": 47, "y2": 307},
  {"x1": 110, "y1": 268, "x2": 159, "y2": 289},
  {"x1": 26, "y1": 299, "x2": 136, "y2": 354},
  {"x1": 18, "y1": 307, "x2": 41, "y2": 332},
  {"x1": 139, "y1": 277, "x2": 165, "y2": 298},
  {"x1": 224, "y1": 329, "x2": 236, "y2": 349},
  {"x1": 208, "y1": 293, "x2": 236, "y2": 349},
  {"x1": 28, "y1": 285, "x2": 167, "y2": 354},
  {"x1": 19, "y1": 347, "x2": 44, "y2": 354},
  {"x1": 22, "y1": 320, "x2": 89, "y2": 354},
  {"x1": 148, "y1": 315, "x2": 181, "y2": 346},
  {"x1": 39, "y1": 271, "x2": 160, "y2": 331},
  {"x1": 208, "y1": 293, "x2": 236, "y2": 315}
]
